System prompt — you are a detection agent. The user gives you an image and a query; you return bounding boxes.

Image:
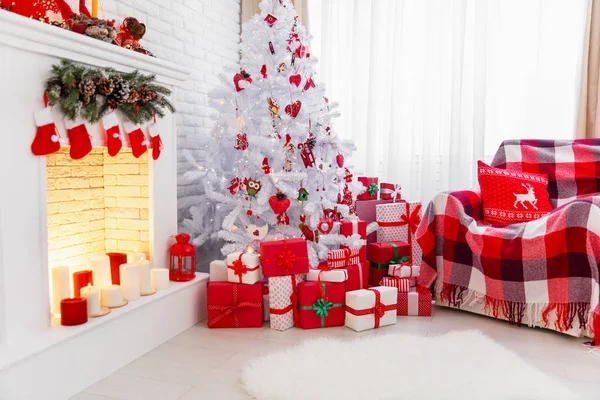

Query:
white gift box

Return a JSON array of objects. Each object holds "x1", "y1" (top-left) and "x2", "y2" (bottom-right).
[
  {"x1": 306, "y1": 269, "x2": 348, "y2": 283},
  {"x1": 268, "y1": 274, "x2": 305, "y2": 331},
  {"x1": 388, "y1": 264, "x2": 420, "y2": 279},
  {"x1": 226, "y1": 252, "x2": 260, "y2": 285},
  {"x1": 345, "y1": 286, "x2": 398, "y2": 332},
  {"x1": 209, "y1": 260, "x2": 228, "y2": 282}
]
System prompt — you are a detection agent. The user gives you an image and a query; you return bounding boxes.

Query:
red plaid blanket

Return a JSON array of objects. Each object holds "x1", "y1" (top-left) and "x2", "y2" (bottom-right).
[{"x1": 417, "y1": 140, "x2": 600, "y2": 343}]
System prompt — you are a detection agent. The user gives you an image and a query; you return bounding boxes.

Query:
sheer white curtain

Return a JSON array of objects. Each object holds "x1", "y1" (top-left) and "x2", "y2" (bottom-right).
[{"x1": 309, "y1": 0, "x2": 588, "y2": 203}]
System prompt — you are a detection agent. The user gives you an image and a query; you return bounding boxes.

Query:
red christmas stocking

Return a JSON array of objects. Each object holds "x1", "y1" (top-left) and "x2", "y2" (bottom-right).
[
  {"x1": 124, "y1": 122, "x2": 149, "y2": 158},
  {"x1": 148, "y1": 124, "x2": 163, "y2": 160},
  {"x1": 65, "y1": 120, "x2": 92, "y2": 160},
  {"x1": 31, "y1": 107, "x2": 60, "y2": 156},
  {"x1": 102, "y1": 113, "x2": 122, "y2": 157}
]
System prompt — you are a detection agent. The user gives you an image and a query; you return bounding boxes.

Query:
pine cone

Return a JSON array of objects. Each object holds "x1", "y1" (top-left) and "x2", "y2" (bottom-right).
[
  {"x1": 125, "y1": 88, "x2": 140, "y2": 104},
  {"x1": 97, "y1": 77, "x2": 114, "y2": 96},
  {"x1": 108, "y1": 74, "x2": 130, "y2": 105},
  {"x1": 138, "y1": 84, "x2": 154, "y2": 102},
  {"x1": 78, "y1": 79, "x2": 96, "y2": 98}
]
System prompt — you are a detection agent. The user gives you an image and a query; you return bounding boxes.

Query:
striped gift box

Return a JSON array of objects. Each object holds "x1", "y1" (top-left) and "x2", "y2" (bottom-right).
[
  {"x1": 379, "y1": 276, "x2": 411, "y2": 293},
  {"x1": 380, "y1": 183, "x2": 401, "y2": 201},
  {"x1": 327, "y1": 247, "x2": 361, "y2": 269}
]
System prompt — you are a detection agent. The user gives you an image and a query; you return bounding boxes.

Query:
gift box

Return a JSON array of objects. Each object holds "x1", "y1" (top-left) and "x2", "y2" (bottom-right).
[
  {"x1": 380, "y1": 183, "x2": 402, "y2": 202},
  {"x1": 388, "y1": 263, "x2": 420, "y2": 279},
  {"x1": 345, "y1": 286, "x2": 397, "y2": 332},
  {"x1": 260, "y1": 239, "x2": 309, "y2": 278},
  {"x1": 376, "y1": 201, "x2": 422, "y2": 264},
  {"x1": 357, "y1": 177, "x2": 379, "y2": 200},
  {"x1": 207, "y1": 282, "x2": 263, "y2": 328},
  {"x1": 367, "y1": 241, "x2": 410, "y2": 286},
  {"x1": 226, "y1": 251, "x2": 260, "y2": 284},
  {"x1": 307, "y1": 268, "x2": 348, "y2": 283},
  {"x1": 397, "y1": 286, "x2": 433, "y2": 316},
  {"x1": 355, "y1": 199, "x2": 393, "y2": 243},
  {"x1": 340, "y1": 261, "x2": 369, "y2": 291},
  {"x1": 379, "y1": 276, "x2": 411, "y2": 293},
  {"x1": 327, "y1": 247, "x2": 360, "y2": 269},
  {"x1": 209, "y1": 260, "x2": 228, "y2": 282},
  {"x1": 298, "y1": 281, "x2": 345, "y2": 329},
  {"x1": 340, "y1": 219, "x2": 367, "y2": 261},
  {"x1": 268, "y1": 273, "x2": 305, "y2": 331},
  {"x1": 263, "y1": 285, "x2": 270, "y2": 321}
]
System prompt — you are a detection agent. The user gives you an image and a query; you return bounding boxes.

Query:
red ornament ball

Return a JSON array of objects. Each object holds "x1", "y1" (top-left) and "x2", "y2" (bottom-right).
[{"x1": 246, "y1": 209, "x2": 253, "y2": 216}]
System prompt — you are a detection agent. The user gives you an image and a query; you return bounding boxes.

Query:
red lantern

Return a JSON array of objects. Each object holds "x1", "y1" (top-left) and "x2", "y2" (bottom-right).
[{"x1": 169, "y1": 233, "x2": 196, "y2": 281}]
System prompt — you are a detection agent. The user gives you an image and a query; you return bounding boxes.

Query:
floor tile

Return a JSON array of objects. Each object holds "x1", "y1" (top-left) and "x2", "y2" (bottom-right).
[
  {"x1": 143, "y1": 341, "x2": 235, "y2": 368},
  {"x1": 84, "y1": 373, "x2": 192, "y2": 400},
  {"x1": 69, "y1": 393, "x2": 120, "y2": 400}
]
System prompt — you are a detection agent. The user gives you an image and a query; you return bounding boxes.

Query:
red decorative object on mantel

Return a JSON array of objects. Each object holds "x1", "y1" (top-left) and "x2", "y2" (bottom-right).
[
  {"x1": 60, "y1": 298, "x2": 88, "y2": 326},
  {"x1": 72, "y1": 270, "x2": 93, "y2": 297},
  {"x1": 169, "y1": 233, "x2": 196, "y2": 281},
  {"x1": 106, "y1": 252, "x2": 127, "y2": 285}
]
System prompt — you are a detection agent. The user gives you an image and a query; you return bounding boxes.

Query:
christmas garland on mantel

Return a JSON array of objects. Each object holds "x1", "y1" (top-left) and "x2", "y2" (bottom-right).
[{"x1": 45, "y1": 59, "x2": 174, "y2": 124}]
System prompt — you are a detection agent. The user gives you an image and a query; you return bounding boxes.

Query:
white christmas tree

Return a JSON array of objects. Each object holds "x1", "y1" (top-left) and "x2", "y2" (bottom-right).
[{"x1": 181, "y1": 0, "x2": 368, "y2": 267}]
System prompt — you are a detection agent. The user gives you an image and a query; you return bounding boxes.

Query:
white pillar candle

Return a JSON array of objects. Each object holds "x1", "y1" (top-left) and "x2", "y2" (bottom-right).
[
  {"x1": 80, "y1": 285, "x2": 100, "y2": 315},
  {"x1": 51, "y1": 266, "x2": 71, "y2": 316},
  {"x1": 89, "y1": 255, "x2": 111, "y2": 290},
  {"x1": 127, "y1": 251, "x2": 146, "y2": 263},
  {"x1": 120, "y1": 263, "x2": 141, "y2": 301},
  {"x1": 101, "y1": 285, "x2": 123, "y2": 308},
  {"x1": 138, "y1": 260, "x2": 152, "y2": 294},
  {"x1": 151, "y1": 268, "x2": 169, "y2": 290}
]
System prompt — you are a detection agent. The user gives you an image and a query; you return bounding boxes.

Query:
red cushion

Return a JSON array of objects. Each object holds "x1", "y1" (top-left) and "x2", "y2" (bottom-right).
[{"x1": 477, "y1": 160, "x2": 552, "y2": 225}]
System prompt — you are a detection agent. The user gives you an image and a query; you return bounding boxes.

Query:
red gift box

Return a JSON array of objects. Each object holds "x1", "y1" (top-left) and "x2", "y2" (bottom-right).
[
  {"x1": 340, "y1": 219, "x2": 367, "y2": 261},
  {"x1": 340, "y1": 261, "x2": 369, "y2": 291},
  {"x1": 376, "y1": 201, "x2": 422, "y2": 264},
  {"x1": 298, "y1": 281, "x2": 345, "y2": 329},
  {"x1": 380, "y1": 183, "x2": 402, "y2": 201},
  {"x1": 260, "y1": 239, "x2": 309, "y2": 278},
  {"x1": 327, "y1": 247, "x2": 360, "y2": 269},
  {"x1": 367, "y1": 241, "x2": 410, "y2": 286},
  {"x1": 207, "y1": 282, "x2": 263, "y2": 328},
  {"x1": 355, "y1": 199, "x2": 393, "y2": 244},
  {"x1": 357, "y1": 177, "x2": 379, "y2": 200},
  {"x1": 397, "y1": 286, "x2": 432, "y2": 316}
]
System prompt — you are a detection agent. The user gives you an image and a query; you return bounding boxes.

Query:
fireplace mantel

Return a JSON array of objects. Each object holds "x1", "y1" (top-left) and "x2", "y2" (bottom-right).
[{"x1": 0, "y1": 12, "x2": 205, "y2": 400}]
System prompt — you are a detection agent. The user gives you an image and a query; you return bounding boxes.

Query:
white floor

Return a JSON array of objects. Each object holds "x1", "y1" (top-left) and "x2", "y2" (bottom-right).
[{"x1": 72, "y1": 306, "x2": 600, "y2": 400}]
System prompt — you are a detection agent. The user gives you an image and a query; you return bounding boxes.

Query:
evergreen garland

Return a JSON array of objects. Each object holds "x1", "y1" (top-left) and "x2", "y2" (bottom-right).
[{"x1": 45, "y1": 59, "x2": 175, "y2": 124}]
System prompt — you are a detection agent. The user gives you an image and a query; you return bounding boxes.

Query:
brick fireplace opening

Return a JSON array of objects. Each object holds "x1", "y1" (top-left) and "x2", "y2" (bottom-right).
[{"x1": 46, "y1": 147, "x2": 150, "y2": 281}]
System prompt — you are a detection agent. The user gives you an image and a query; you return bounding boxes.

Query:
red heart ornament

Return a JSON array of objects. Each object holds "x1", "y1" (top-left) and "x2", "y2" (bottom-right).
[
  {"x1": 289, "y1": 74, "x2": 301, "y2": 87},
  {"x1": 233, "y1": 72, "x2": 252, "y2": 92},
  {"x1": 269, "y1": 194, "x2": 291, "y2": 215},
  {"x1": 284, "y1": 101, "x2": 301, "y2": 118},
  {"x1": 336, "y1": 153, "x2": 344, "y2": 168}
]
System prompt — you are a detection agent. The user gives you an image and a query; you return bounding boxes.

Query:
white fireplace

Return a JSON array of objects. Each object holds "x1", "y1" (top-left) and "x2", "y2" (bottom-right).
[{"x1": 0, "y1": 12, "x2": 207, "y2": 400}]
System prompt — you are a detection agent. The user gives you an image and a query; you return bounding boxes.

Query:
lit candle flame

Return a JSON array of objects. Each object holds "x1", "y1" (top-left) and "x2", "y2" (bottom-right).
[{"x1": 247, "y1": 247, "x2": 254, "y2": 254}]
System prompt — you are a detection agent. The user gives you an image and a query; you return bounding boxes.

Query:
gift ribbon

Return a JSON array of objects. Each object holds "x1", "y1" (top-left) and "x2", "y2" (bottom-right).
[
  {"x1": 207, "y1": 285, "x2": 262, "y2": 328},
  {"x1": 369, "y1": 242, "x2": 409, "y2": 269},
  {"x1": 380, "y1": 183, "x2": 401, "y2": 202},
  {"x1": 377, "y1": 203, "x2": 422, "y2": 262},
  {"x1": 262, "y1": 240, "x2": 308, "y2": 275},
  {"x1": 391, "y1": 262, "x2": 414, "y2": 278},
  {"x1": 345, "y1": 288, "x2": 396, "y2": 328},
  {"x1": 299, "y1": 282, "x2": 344, "y2": 328},
  {"x1": 366, "y1": 178, "x2": 379, "y2": 198},
  {"x1": 227, "y1": 253, "x2": 259, "y2": 283},
  {"x1": 316, "y1": 264, "x2": 349, "y2": 281},
  {"x1": 269, "y1": 274, "x2": 301, "y2": 327}
]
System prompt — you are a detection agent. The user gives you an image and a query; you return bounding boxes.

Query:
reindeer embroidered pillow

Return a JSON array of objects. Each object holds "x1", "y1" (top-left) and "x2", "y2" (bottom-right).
[{"x1": 477, "y1": 161, "x2": 552, "y2": 225}]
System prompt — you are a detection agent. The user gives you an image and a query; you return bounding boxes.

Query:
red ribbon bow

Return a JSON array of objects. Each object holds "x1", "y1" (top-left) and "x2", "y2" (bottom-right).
[
  {"x1": 345, "y1": 288, "x2": 396, "y2": 328},
  {"x1": 227, "y1": 253, "x2": 259, "y2": 283},
  {"x1": 276, "y1": 247, "x2": 297, "y2": 274},
  {"x1": 392, "y1": 262, "x2": 414, "y2": 278},
  {"x1": 207, "y1": 285, "x2": 261, "y2": 328}
]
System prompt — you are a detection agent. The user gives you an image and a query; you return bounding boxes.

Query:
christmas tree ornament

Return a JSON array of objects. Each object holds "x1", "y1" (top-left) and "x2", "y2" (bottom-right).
[
  {"x1": 65, "y1": 119, "x2": 92, "y2": 160},
  {"x1": 123, "y1": 122, "x2": 149, "y2": 158},
  {"x1": 229, "y1": 177, "x2": 242, "y2": 195},
  {"x1": 246, "y1": 224, "x2": 269, "y2": 240},
  {"x1": 285, "y1": 100, "x2": 301, "y2": 118},
  {"x1": 269, "y1": 193, "x2": 291, "y2": 225},
  {"x1": 264, "y1": 13, "x2": 277, "y2": 27},
  {"x1": 300, "y1": 213, "x2": 306, "y2": 223},
  {"x1": 234, "y1": 133, "x2": 249, "y2": 150},
  {"x1": 148, "y1": 123, "x2": 163, "y2": 160},
  {"x1": 289, "y1": 74, "x2": 302, "y2": 87},
  {"x1": 246, "y1": 179, "x2": 262, "y2": 196},
  {"x1": 284, "y1": 159, "x2": 292, "y2": 172},
  {"x1": 233, "y1": 70, "x2": 252, "y2": 92},
  {"x1": 268, "y1": 97, "x2": 279, "y2": 114},
  {"x1": 336, "y1": 153, "x2": 345, "y2": 168},
  {"x1": 323, "y1": 207, "x2": 342, "y2": 222},
  {"x1": 102, "y1": 112, "x2": 122, "y2": 157},
  {"x1": 298, "y1": 141, "x2": 316, "y2": 168},
  {"x1": 303, "y1": 77, "x2": 316, "y2": 91},
  {"x1": 297, "y1": 187, "x2": 309, "y2": 201},
  {"x1": 262, "y1": 157, "x2": 271, "y2": 174},
  {"x1": 246, "y1": 209, "x2": 253, "y2": 216},
  {"x1": 31, "y1": 106, "x2": 61, "y2": 156},
  {"x1": 344, "y1": 168, "x2": 353, "y2": 183},
  {"x1": 278, "y1": 62, "x2": 288, "y2": 73},
  {"x1": 260, "y1": 64, "x2": 268, "y2": 79},
  {"x1": 317, "y1": 218, "x2": 334, "y2": 234},
  {"x1": 269, "y1": 41, "x2": 275, "y2": 55},
  {"x1": 299, "y1": 224, "x2": 319, "y2": 243}
]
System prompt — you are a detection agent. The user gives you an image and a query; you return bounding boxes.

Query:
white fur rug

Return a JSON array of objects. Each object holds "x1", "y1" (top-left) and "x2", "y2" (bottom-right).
[{"x1": 241, "y1": 330, "x2": 577, "y2": 400}]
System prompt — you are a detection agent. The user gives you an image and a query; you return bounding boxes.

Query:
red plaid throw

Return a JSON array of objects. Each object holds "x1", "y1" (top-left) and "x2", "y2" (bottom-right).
[{"x1": 417, "y1": 140, "x2": 600, "y2": 344}]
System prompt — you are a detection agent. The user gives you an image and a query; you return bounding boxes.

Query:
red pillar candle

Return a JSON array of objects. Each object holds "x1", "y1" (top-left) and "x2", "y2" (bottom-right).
[
  {"x1": 60, "y1": 298, "x2": 88, "y2": 326},
  {"x1": 73, "y1": 270, "x2": 93, "y2": 298},
  {"x1": 106, "y1": 252, "x2": 128, "y2": 285}
]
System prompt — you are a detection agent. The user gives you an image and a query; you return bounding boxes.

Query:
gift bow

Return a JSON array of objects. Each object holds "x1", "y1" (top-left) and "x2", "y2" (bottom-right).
[
  {"x1": 381, "y1": 183, "x2": 401, "y2": 202},
  {"x1": 367, "y1": 178, "x2": 379, "y2": 197},
  {"x1": 345, "y1": 288, "x2": 396, "y2": 328},
  {"x1": 262, "y1": 240, "x2": 307, "y2": 275},
  {"x1": 370, "y1": 242, "x2": 408, "y2": 269},
  {"x1": 227, "y1": 253, "x2": 259, "y2": 283},
  {"x1": 391, "y1": 262, "x2": 414, "y2": 277},
  {"x1": 299, "y1": 282, "x2": 344, "y2": 328},
  {"x1": 207, "y1": 285, "x2": 261, "y2": 328}
]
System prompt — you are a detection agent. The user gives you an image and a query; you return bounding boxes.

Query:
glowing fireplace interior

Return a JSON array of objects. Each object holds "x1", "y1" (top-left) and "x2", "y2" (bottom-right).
[{"x1": 46, "y1": 147, "x2": 150, "y2": 295}]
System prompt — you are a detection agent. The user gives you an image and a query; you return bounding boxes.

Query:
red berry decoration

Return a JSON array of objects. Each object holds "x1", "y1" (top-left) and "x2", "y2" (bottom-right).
[
  {"x1": 233, "y1": 70, "x2": 252, "y2": 92},
  {"x1": 246, "y1": 209, "x2": 253, "y2": 216},
  {"x1": 336, "y1": 153, "x2": 344, "y2": 168},
  {"x1": 284, "y1": 100, "x2": 301, "y2": 118}
]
